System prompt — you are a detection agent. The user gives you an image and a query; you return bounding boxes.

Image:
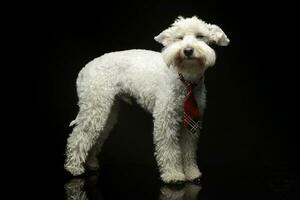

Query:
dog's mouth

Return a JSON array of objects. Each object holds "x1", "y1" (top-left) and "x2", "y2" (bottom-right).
[
  {"x1": 184, "y1": 56, "x2": 197, "y2": 60},
  {"x1": 174, "y1": 52, "x2": 206, "y2": 69},
  {"x1": 181, "y1": 52, "x2": 205, "y2": 62},
  {"x1": 183, "y1": 56, "x2": 196, "y2": 60},
  {"x1": 175, "y1": 56, "x2": 206, "y2": 75},
  {"x1": 182, "y1": 56, "x2": 205, "y2": 66}
]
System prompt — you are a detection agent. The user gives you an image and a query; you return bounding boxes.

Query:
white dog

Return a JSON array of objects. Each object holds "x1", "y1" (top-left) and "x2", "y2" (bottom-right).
[{"x1": 65, "y1": 16, "x2": 229, "y2": 183}]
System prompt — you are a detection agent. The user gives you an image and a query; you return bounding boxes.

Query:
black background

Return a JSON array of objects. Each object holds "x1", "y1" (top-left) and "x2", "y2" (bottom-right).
[{"x1": 9, "y1": 1, "x2": 299, "y2": 199}]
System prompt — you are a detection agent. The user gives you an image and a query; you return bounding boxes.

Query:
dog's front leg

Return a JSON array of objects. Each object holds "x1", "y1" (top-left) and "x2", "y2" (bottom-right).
[
  {"x1": 180, "y1": 129, "x2": 202, "y2": 182},
  {"x1": 152, "y1": 100, "x2": 186, "y2": 184}
]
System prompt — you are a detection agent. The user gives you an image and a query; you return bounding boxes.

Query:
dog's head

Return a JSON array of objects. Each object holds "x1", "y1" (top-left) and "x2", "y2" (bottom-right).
[{"x1": 155, "y1": 16, "x2": 229, "y2": 78}]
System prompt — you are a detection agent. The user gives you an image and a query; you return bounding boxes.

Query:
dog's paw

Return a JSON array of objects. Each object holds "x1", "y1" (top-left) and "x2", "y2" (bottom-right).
[
  {"x1": 184, "y1": 166, "x2": 202, "y2": 181},
  {"x1": 161, "y1": 171, "x2": 186, "y2": 184},
  {"x1": 65, "y1": 162, "x2": 85, "y2": 176}
]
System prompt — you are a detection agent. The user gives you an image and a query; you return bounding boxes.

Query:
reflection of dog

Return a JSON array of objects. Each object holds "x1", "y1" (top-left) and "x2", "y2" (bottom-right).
[
  {"x1": 160, "y1": 183, "x2": 202, "y2": 200},
  {"x1": 65, "y1": 178, "x2": 88, "y2": 200},
  {"x1": 65, "y1": 16, "x2": 229, "y2": 183},
  {"x1": 65, "y1": 175, "x2": 202, "y2": 200}
]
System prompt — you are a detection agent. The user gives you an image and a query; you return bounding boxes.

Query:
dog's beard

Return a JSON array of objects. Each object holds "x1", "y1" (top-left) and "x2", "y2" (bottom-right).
[{"x1": 175, "y1": 55, "x2": 207, "y2": 78}]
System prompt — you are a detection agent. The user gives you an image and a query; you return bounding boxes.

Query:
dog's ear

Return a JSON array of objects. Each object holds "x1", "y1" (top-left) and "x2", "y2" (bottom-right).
[
  {"x1": 154, "y1": 27, "x2": 175, "y2": 46},
  {"x1": 208, "y1": 24, "x2": 230, "y2": 46}
]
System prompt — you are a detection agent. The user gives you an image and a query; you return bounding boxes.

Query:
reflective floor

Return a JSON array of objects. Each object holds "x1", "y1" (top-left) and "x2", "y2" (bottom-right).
[
  {"x1": 26, "y1": 165, "x2": 300, "y2": 200},
  {"x1": 65, "y1": 175, "x2": 202, "y2": 200}
]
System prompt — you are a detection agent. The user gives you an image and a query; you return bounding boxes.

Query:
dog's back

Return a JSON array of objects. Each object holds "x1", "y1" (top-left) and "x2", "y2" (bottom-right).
[{"x1": 75, "y1": 49, "x2": 180, "y2": 112}]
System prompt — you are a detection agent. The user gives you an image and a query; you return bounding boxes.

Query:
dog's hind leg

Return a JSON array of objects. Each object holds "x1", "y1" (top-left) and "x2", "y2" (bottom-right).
[
  {"x1": 85, "y1": 100, "x2": 120, "y2": 172},
  {"x1": 65, "y1": 82, "x2": 118, "y2": 176}
]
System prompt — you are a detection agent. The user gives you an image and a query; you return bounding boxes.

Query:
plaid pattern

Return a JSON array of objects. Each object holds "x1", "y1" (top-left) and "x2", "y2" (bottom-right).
[{"x1": 179, "y1": 73, "x2": 202, "y2": 134}]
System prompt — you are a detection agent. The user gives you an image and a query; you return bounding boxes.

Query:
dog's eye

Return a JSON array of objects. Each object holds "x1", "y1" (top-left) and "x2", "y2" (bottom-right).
[
  {"x1": 176, "y1": 36, "x2": 184, "y2": 40},
  {"x1": 196, "y1": 34, "x2": 205, "y2": 39}
]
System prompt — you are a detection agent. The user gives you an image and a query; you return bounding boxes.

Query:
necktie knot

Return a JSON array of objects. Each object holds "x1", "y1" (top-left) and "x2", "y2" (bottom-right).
[{"x1": 178, "y1": 73, "x2": 197, "y2": 89}]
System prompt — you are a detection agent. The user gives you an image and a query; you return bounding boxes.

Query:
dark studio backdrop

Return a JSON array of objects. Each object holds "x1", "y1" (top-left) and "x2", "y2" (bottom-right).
[{"x1": 11, "y1": 1, "x2": 299, "y2": 199}]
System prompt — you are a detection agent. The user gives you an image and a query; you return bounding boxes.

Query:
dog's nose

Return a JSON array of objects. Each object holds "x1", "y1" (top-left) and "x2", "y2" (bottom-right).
[{"x1": 183, "y1": 48, "x2": 194, "y2": 57}]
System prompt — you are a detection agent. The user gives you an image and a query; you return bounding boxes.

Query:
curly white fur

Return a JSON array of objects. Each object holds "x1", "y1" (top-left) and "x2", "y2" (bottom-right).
[{"x1": 65, "y1": 16, "x2": 229, "y2": 183}]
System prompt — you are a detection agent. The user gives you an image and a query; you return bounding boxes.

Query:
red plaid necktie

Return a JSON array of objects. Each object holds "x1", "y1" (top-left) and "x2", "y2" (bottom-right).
[{"x1": 179, "y1": 73, "x2": 202, "y2": 134}]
